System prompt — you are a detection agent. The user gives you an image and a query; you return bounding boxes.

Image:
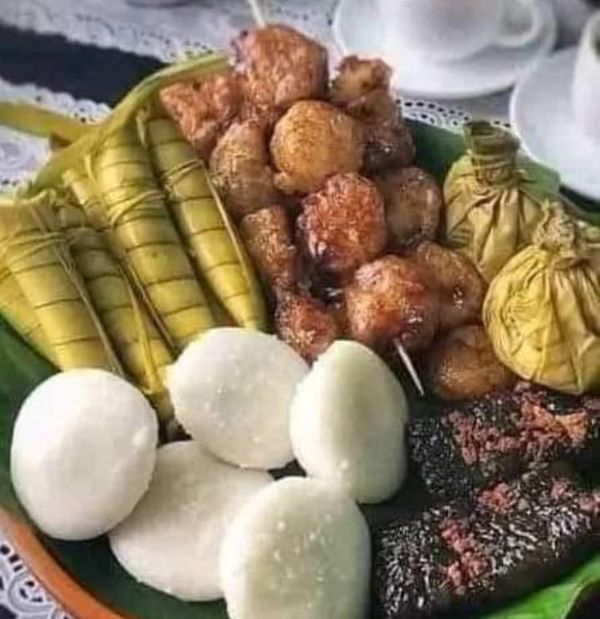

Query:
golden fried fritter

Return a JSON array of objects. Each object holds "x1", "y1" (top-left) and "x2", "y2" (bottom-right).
[
  {"x1": 409, "y1": 242, "x2": 486, "y2": 332},
  {"x1": 346, "y1": 90, "x2": 415, "y2": 174},
  {"x1": 376, "y1": 167, "x2": 442, "y2": 249},
  {"x1": 330, "y1": 57, "x2": 415, "y2": 173},
  {"x1": 297, "y1": 173, "x2": 387, "y2": 276},
  {"x1": 426, "y1": 324, "x2": 516, "y2": 401},
  {"x1": 234, "y1": 25, "x2": 328, "y2": 112},
  {"x1": 363, "y1": 119, "x2": 416, "y2": 174},
  {"x1": 275, "y1": 291, "x2": 340, "y2": 361},
  {"x1": 270, "y1": 101, "x2": 364, "y2": 194},
  {"x1": 346, "y1": 88, "x2": 397, "y2": 121},
  {"x1": 330, "y1": 56, "x2": 392, "y2": 105},
  {"x1": 345, "y1": 255, "x2": 439, "y2": 352},
  {"x1": 240, "y1": 205, "x2": 298, "y2": 291},
  {"x1": 160, "y1": 71, "x2": 243, "y2": 160},
  {"x1": 209, "y1": 118, "x2": 281, "y2": 220}
]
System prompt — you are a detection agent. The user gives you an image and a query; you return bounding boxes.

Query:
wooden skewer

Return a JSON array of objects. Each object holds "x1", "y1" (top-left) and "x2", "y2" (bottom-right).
[
  {"x1": 246, "y1": 0, "x2": 267, "y2": 28},
  {"x1": 393, "y1": 338, "x2": 425, "y2": 396}
]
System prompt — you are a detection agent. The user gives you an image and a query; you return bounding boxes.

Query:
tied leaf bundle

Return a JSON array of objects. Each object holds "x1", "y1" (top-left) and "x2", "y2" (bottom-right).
[
  {"x1": 483, "y1": 202, "x2": 600, "y2": 395},
  {"x1": 140, "y1": 103, "x2": 266, "y2": 330},
  {"x1": 61, "y1": 162, "x2": 175, "y2": 349},
  {"x1": 444, "y1": 121, "x2": 559, "y2": 282},
  {"x1": 89, "y1": 124, "x2": 216, "y2": 350},
  {"x1": 0, "y1": 267, "x2": 55, "y2": 363},
  {"x1": 58, "y1": 203, "x2": 174, "y2": 420},
  {"x1": 0, "y1": 193, "x2": 121, "y2": 372}
]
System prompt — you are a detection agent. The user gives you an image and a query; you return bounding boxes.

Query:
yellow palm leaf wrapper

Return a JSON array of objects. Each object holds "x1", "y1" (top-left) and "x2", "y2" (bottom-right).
[
  {"x1": 0, "y1": 265, "x2": 55, "y2": 363},
  {"x1": 88, "y1": 123, "x2": 216, "y2": 350},
  {"x1": 61, "y1": 162, "x2": 175, "y2": 349},
  {"x1": 483, "y1": 202, "x2": 600, "y2": 395},
  {"x1": 0, "y1": 192, "x2": 121, "y2": 372},
  {"x1": 444, "y1": 121, "x2": 555, "y2": 282},
  {"x1": 139, "y1": 103, "x2": 266, "y2": 330},
  {"x1": 58, "y1": 202, "x2": 174, "y2": 420}
]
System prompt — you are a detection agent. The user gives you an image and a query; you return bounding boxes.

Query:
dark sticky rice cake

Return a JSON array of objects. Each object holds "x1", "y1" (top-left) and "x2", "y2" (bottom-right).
[
  {"x1": 372, "y1": 465, "x2": 599, "y2": 619},
  {"x1": 408, "y1": 384, "x2": 600, "y2": 500}
]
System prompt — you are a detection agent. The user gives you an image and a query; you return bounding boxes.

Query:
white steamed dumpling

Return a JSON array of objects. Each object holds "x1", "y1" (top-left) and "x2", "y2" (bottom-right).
[
  {"x1": 11, "y1": 369, "x2": 158, "y2": 540},
  {"x1": 168, "y1": 328, "x2": 309, "y2": 469},
  {"x1": 290, "y1": 340, "x2": 408, "y2": 503},
  {"x1": 109, "y1": 441, "x2": 272, "y2": 601},
  {"x1": 220, "y1": 477, "x2": 371, "y2": 619}
]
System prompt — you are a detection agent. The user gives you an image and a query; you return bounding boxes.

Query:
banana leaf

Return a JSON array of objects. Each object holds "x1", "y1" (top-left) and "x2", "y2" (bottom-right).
[{"x1": 0, "y1": 120, "x2": 598, "y2": 619}]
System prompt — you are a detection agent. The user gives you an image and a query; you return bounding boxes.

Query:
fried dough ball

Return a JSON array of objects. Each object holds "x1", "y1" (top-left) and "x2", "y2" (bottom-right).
[
  {"x1": 363, "y1": 118, "x2": 416, "y2": 175},
  {"x1": 240, "y1": 205, "x2": 298, "y2": 291},
  {"x1": 409, "y1": 241, "x2": 486, "y2": 332},
  {"x1": 426, "y1": 325, "x2": 516, "y2": 401},
  {"x1": 330, "y1": 58, "x2": 415, "y2": 174},
  {"x1": 347, "y1": 90, "x2": 415, "y2": 174},
  {"x1": 270, "y1": 101, "x2": 364, "y2": 195},
  {"x1": 275, "y1": 291, "x2": 341, "y2": 361},
  {"x1": 234, "y1": 25, "x2": 328, "y2": 112},
  {"x1": 346, "y1": 91, "x2": 414, "y2": 173},
  {"x1": 297, "y1": 173, "x2": 387, "y2": 277},
  {"x1": 376, "y1": 167, "x2": 442, "y2": 249},
  {"x1": 210, "y1": 119, "x2": 281, "y2": 220},
  {"x1": 345, "y1": 255, "x2": 438, "y2": 352},
  {"x1": 346, "y1": 87, "x2": 397, "y2": 121},
  {"x1": 330, "y1": 56, "x2": 392, "y2": 105},
  {"x1": 160, "y1": 71, "x2": 242, "y2": 160}
]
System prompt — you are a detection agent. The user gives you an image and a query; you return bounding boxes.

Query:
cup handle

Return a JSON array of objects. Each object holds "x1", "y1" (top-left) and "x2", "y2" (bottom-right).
[{"x1": 495, "y1": 0, "x2": 545, "y2": 49}]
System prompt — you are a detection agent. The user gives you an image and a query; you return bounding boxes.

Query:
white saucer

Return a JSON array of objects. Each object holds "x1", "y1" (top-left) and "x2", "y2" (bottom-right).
[
  {"x1": 332, "y1": 0, "x2": 557, "y2": 100},
  {"x1": 510, "y1": 48, "x2": 600, "y2": 202}
]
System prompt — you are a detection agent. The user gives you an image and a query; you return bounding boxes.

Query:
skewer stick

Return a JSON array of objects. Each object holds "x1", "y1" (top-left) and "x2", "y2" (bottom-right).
[
  {"x1": 246, "y1": 0, "x2": 267, "y2": 28},
  {"x1": 393, "y1": 338, "x2": 425, "y2": 396}
]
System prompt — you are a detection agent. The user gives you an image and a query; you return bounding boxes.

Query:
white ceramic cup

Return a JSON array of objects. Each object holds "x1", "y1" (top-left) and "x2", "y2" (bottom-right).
[
  {"x1": 378, "y1": 0, "x2": 546, "y2": 63},
  {"x1": 572, "y1": 12, "x2": 600, "y2": 142}
]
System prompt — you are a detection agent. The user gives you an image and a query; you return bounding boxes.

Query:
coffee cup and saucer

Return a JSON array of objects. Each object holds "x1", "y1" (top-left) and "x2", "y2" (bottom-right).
[
  {"x1": 332, "y1": 0, "x2": 557, "y2": 99},
  {"x1": 511, "y1": 12, "x2": 600, "y2": 201}
]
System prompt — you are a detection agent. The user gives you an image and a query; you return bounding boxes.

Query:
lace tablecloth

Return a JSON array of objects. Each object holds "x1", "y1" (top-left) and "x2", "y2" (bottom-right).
[{"x1": 0, "y1": 0, "x2": 596, "y2": 617}]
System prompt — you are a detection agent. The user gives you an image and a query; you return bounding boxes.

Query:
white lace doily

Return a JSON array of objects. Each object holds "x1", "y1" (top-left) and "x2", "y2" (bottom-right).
[
  {"x1": 0, "y1": 77, "x2": 110, "y2": 190},
  {"x1": 0, "y1": 540, "x2": 69, "y2": 618}
]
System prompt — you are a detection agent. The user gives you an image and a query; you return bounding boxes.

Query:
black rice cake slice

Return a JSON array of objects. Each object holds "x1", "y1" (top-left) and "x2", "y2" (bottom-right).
[
  {"x1": 372, "y1": 466, "x2": 599, "y2": 619},
  {"x1": 408, "y1": 387, "x2": 600, "y2": 500}
]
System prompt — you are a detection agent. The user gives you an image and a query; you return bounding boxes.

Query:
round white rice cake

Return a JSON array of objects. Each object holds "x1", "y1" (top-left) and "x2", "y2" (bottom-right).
[
  {"x1": 11, "y1": 369, "x2": 158, "y2": 540},
  {"x1": 290, "y1": 340, "x2": 408, "y2": 503},
  {"x1": 168, "y1": 328, "x2": 308, "y2": 469},
  {"x1": 220, "y1": 477, "x2": 371, "y2": 619},
  {"x1": 109, "y1": 441, "x2": 272, "y2": 601}
]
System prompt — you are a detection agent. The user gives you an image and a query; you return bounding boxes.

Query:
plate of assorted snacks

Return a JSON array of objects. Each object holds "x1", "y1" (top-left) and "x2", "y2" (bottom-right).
[{"x1": 0, "y1": 24, "x2": 599, "y2": 619}]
